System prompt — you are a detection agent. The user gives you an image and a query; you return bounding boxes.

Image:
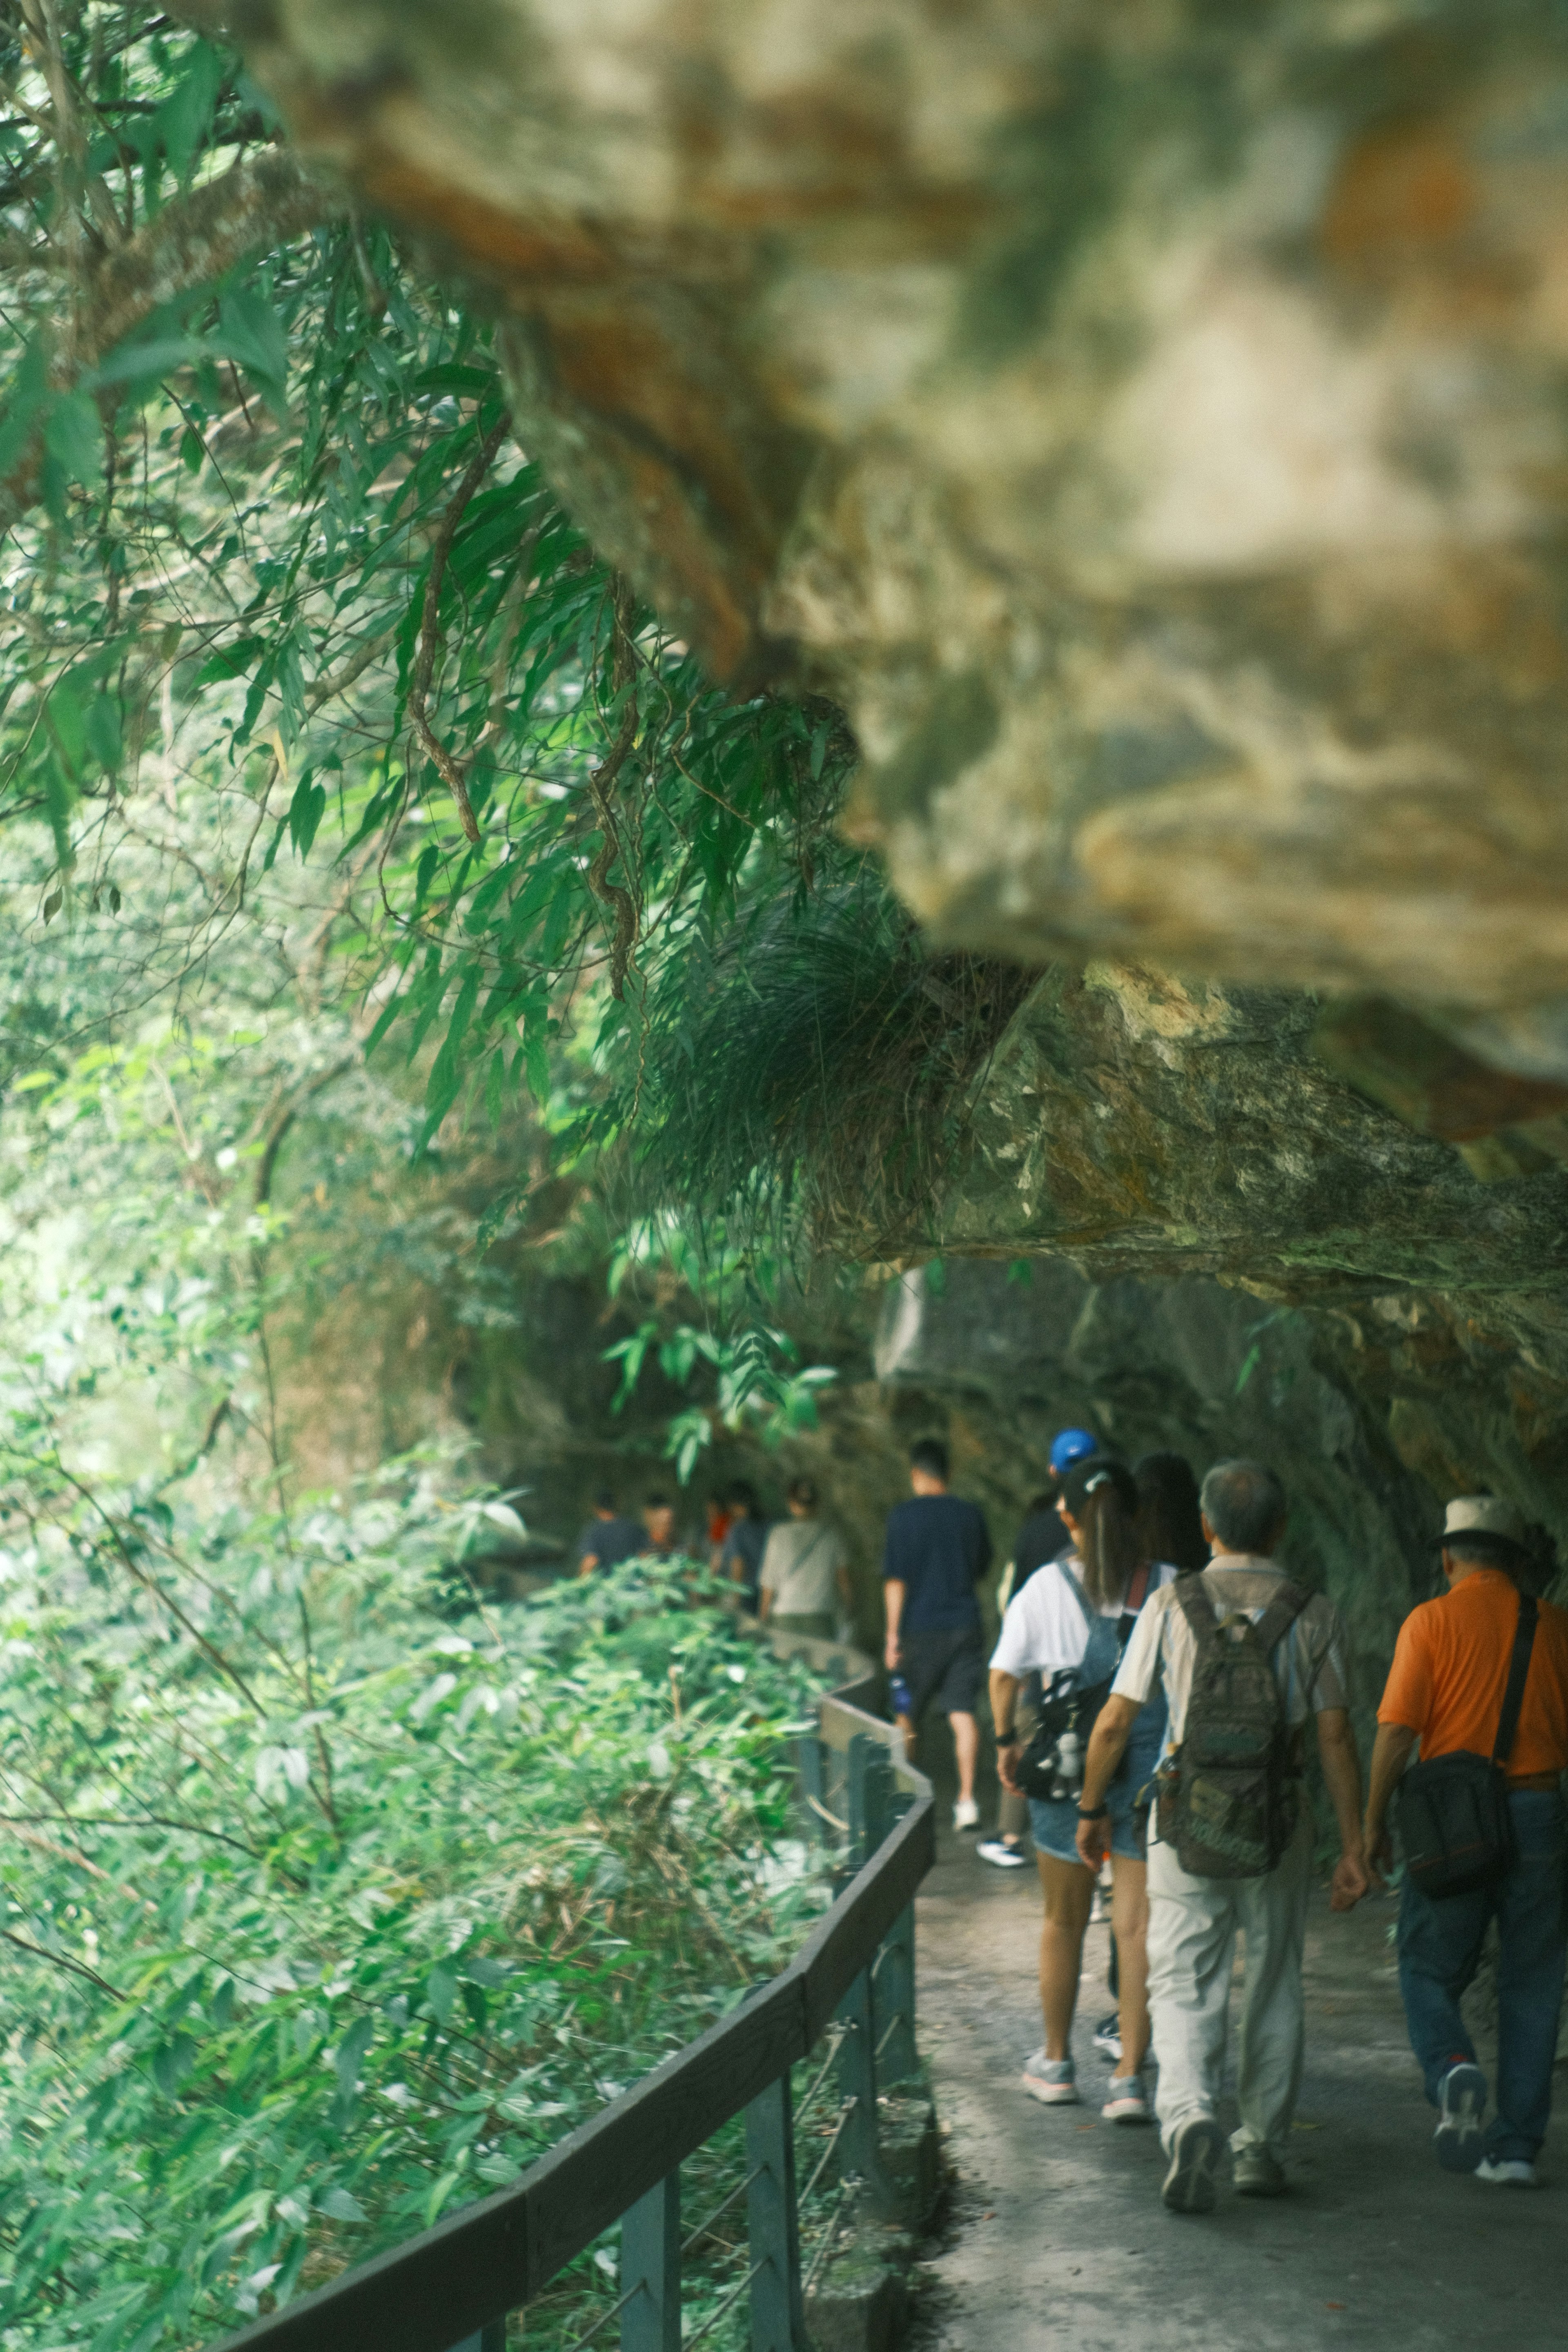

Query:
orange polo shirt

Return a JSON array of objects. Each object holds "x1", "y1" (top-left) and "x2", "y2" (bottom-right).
[{"x1": 1378, "y1": 1569, "x2": 1568, "y2": 1777}]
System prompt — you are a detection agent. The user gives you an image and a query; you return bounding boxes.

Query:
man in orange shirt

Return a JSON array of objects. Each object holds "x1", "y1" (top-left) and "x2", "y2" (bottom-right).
[{"x1": 1365, "y1": 1497, "x2": 1568, "y2": 2187}]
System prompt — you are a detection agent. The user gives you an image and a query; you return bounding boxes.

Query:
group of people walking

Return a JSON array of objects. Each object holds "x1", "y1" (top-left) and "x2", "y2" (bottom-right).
[
  {"x1": 574, "y1": 1476, "x2": 851, "y2": 1638},
  {"x1": 573, "y1": 1427, "x2": 1568, "y2": 2203},
  {"x1": 879, "y1": 1432, "x2": 1568, "y2": 2212}
]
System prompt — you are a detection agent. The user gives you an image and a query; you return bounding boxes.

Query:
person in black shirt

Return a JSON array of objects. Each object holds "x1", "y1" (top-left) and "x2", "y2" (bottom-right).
[
  {"x1": 883, "y1": 1437, "x2": 992, "y2": 1831},
  {"x1": 575, "y1": 1489, "x2": 644, "y2": 1577},
  {"x1": 1013, "y1": 1489, "x2": 1075, "y2": 1590},
  {"x1": 718, "y1": 1480, "x2": 769, "y2": 1613}
]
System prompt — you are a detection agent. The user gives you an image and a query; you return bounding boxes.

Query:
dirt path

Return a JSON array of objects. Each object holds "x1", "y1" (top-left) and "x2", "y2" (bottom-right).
[{"x1": 910, "y1": 1820, "x2": 1565, "y2": 2352}]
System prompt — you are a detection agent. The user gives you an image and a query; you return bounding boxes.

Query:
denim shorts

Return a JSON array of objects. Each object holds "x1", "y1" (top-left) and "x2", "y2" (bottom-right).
[
  {"x1": 1029, "y1": 1773, "x2": 1149, "y2": 1866},
  {"x1": 1027, "y1": 1715, "x2": 1165, "y2": 1867}
]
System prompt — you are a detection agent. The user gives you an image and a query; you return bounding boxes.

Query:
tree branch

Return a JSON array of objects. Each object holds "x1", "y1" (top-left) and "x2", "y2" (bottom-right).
[
  {"x1": 86, "y1": 147, "x2": 340, "y2": 361},
  {"x1": 586, "y1": 576, "x2": 641, "y2": 1000},
  {"x1": 0, "y1": 1927, "x2": 124, "y2": 2002},
  {"x1": 41, "y1": 1457, "x2": 270, "y2": 1716},
  {"x1": 0, "y1": 149, "x2": 345, "y2": 528},
  {"x1": 406, "y1": 414, "x2": 510, "y2": 845}
]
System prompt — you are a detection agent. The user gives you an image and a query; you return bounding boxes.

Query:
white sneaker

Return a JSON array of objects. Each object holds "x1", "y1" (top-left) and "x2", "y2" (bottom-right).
[
  {"x1": 1021, "y1": 2050, "x2": 1079, "y2": 2105},
  {"x1": 1092, "y1": 2012, "x2": 1123, "y2": 2063},
  {"x1": 1475, "y1": 2157, "x2": 1539, "y2": 2187},
  {"x1": 976, "y1": 1837, "x2": 1027, "y2": 1868},
  {"x1": 1435, "y1": 2061, "x2": 1486, "y2": 2174},
  {"x1": 953, "y1": 1797, "x2": 980, "y2": 1831}
]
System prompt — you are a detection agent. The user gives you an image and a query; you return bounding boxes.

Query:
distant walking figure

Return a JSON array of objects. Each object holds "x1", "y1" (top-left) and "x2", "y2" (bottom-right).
[
  {"x1": 1364, "y1": 1495, "x2": 1568, "y2": 2188},
  {"x1": 719, "y1": 1481, "x2": 770, "y2": 1614},
  {"x1": 1077, "y1": 1460, "x2": 1369, "y2": 2214},
  {"x1": 883, "y1": 1439, "x2": 992, "y2": 1832},
  {"x1": 759, "y1": 1477, "x2": 850, "y2": 1642},
  {"x1": 640, "y1": 1494, "x2": 682, "y2": 1559},
  {"x1": 575, "y1": 1489, "x2": 645, "y2": 1577}
]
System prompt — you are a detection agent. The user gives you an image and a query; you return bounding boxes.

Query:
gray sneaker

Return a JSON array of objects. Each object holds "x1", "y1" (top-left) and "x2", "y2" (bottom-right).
[
  {"x1": 1021, "y1": 2050, "x2": 1079, "y2": 2105},
  {"x1": 1102, "y1": 2073, "x2": 1152, "y2": 2125},
  {"x1": 1233, "y1": 2145, "x2": 1286, "y2": 2197},
  {"x1": 1162, "y1": 2116, "x2": 1225, "y2": 2214}
]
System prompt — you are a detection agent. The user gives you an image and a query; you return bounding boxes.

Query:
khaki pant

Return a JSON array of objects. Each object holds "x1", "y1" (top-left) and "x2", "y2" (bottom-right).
[
  {"x1": 769, "y1": 1610, "x2": 835, "y2": 1641},
  {"x1": 1146, "y1": 1811, "x2": 1312, "y2": 2162}
]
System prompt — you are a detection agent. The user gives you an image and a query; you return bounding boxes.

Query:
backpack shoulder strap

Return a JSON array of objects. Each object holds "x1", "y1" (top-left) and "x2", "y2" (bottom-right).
[
  {"x1": 1252, "y1": 1579, "x2": 1312, "y2": 1657},
  {"x1": 1056, "y1": 1561, "x2": 1096, "y2": 1635},
  {"x1": 1493, "y1": 1592, "x2": 1540, "y2": 1767},
  {"x1": 1175, "y1": 1573, "x2": 1222, "y2": 1644}
]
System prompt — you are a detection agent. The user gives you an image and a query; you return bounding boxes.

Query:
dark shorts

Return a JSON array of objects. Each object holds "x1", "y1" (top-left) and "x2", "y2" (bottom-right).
[{"x1": 901, "y1": 1627, "x2": 984, "y2": 1720}]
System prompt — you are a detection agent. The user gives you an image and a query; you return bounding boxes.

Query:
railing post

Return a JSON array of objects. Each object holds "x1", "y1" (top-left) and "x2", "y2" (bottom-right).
[
  {"x1": 833, "y1": 1963, "x2": 895, "y2": 2214},
  {"x1": 863, "y1": 1739, "x2": 895, "y2": 1851},
  {"x1": 796, "y1": 1732, "x2": 827, "y2": 1844},
  {"x1": 846, "y1": 1733, "x2": 873, "y2": 1865},
  {"x1": 744, "y1": 2073, "x2": 806, "y2": 2352},
  {"x1": 620, "y1": 2171, "x2": 680, "y2": 2352},
  {"x1": 873, "y1": 1901, "x2": 919, "y2": 2087}
]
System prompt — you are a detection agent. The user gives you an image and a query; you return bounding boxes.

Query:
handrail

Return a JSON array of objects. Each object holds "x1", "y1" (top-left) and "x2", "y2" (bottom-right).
[{"x1": 206, "y1": 1638, "x2": 933, "y2": 2352}]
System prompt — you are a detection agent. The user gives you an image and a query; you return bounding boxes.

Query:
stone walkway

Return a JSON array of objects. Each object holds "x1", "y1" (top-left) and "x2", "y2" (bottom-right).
[{"x1": 911, "y1": 1820, "x2": 1565, "y2": 2352}]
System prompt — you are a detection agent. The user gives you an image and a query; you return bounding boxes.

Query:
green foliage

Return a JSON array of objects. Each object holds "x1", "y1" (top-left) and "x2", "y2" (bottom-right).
[
  {"x1": 0, "y1": 3, "x2": 1032, "y2": 1278},
  {"x1": 0, "y1": 4, "x2": 859, "y2": 1208},
  {"x1": 0, "y1": 22, "x2": 940, "y2": 2337},
  {"x1": 603, "y1": 1219, "x2": 839, "y2": 1482},
  {"x1": 600, "y1": 876, "x2": 1035, "y2": 1254},
  {"x1": 0, "y1": 1463, "x2": 829, "y2": 2350}
]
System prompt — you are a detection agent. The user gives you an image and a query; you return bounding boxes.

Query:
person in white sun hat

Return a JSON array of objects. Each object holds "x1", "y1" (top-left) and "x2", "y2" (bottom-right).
[{"x1": 1363, "y1": 1494, "x2": 1568, "y2": 2189}]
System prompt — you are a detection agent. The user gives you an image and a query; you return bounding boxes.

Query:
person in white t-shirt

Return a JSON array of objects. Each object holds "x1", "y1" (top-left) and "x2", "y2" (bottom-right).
[
  {"x1": 990, "y1": 1456, "x2": 1174, "y2": 2126},
  {"x1": 759, "y1": 1477, "x2": 850, "y2": 1641}
]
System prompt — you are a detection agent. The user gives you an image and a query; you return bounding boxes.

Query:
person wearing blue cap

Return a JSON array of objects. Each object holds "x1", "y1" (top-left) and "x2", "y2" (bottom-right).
[{"x1": 1051, "y1": 1428, "x2": 1100, "y2": 1479}]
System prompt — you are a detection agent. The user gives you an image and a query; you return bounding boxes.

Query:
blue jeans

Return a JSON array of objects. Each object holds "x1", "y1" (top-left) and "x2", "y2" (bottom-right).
[{"x1": 1397, "y1": 1790, "x2": 1568, "y2": 2162}]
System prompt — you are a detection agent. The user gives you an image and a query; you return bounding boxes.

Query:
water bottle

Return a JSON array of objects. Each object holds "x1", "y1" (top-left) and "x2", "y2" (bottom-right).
[
  {"x1": 889, "y1": 1673, "x2": 913, "y2": 1717},
  {"x1": 1054, "y1": 1727, "x2": 1082, "y2": 1802}
]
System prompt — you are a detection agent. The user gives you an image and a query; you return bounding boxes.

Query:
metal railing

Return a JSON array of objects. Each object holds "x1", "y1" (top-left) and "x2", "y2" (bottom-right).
[{"x1": 207, "y1": 1642, "x2": 933, "y2": 2352}]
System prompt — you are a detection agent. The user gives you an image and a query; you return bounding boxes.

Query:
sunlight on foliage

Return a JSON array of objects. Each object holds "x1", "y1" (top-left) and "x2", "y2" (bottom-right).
[{"x1": 0, "y1": 1471, "x2": 829, "y2": 2349}]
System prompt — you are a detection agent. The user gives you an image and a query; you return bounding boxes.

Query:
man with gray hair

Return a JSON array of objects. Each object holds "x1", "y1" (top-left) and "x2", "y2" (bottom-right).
[{"x1": 1076, "y1": 1459, "x2": 1369, "y2": 2213}]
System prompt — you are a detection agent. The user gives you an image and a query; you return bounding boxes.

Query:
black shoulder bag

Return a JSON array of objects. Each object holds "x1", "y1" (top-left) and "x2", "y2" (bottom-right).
[
  {"x1": 1395, "y1": 1591, "x2": 1538, "y2": 1901},
  {"x1": 1017, "y1": 1563, "x2": 1151, "y2": 1804}
]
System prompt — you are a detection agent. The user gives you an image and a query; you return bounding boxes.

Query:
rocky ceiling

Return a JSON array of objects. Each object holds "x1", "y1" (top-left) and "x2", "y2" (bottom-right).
[{"x1": 220, "y1": 0, "x2": 1568, "y2": 1296}]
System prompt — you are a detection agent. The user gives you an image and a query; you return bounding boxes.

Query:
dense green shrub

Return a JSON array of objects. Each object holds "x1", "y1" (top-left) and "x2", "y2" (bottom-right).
[{"x1": 0, "y1": 1470, "x2": 830, "y2": 2350}]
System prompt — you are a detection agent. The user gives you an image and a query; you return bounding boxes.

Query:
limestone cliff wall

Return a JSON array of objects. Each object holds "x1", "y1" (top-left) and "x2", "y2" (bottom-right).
[{"x1": 229, "y1": 0, "x2": 1568, "y2": 1085}]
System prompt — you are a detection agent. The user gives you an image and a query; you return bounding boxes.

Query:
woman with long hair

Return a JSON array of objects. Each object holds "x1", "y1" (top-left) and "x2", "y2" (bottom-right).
[
  {"x1": 1134, "y1": 1451, "x2": 1208, "y2": 1575},
  {"x1": 990, "y1": 1456, "x2": 1175, "y2": 2123}
]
